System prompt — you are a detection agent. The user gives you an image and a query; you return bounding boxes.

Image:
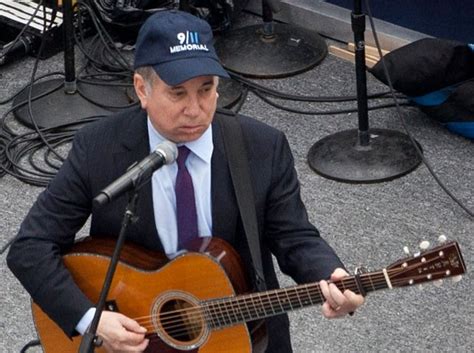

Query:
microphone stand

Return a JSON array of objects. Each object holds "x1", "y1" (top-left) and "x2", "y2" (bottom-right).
[
  {"x1": 307, "y1": 0, "x2": 422, "y2": 183},
  {"x1": 214, "y1": 0, "x2": 327, "y2": 78},
  {"x1": 13, "y1": 0, "x2": 133, "y2": 130},
  {"x1": 78, "y1": 189, "x2": 139, "y2": 353}
]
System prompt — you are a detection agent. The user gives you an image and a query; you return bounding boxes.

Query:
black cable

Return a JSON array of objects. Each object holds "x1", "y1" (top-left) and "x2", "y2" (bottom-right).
[
  {"x1": 11, "y1": 0, "x2": 132, "y2": 176},
  {"x1": 0, "y1": 235, "x2": 16, "y2": 255},
  {"x1": 28, "y1": 133, "x2": 74, "y2": 176},
  {"x1": 78, "y1": 74, "x2": 133, "y2": 85},
  {"x1": 76, "y1": 86, "x2": 137, "y2": 109},
  {"x1": 0, "y1": 73, "x2": 64, "y2": 134},
  {"x1": 19, "y1": 339, "x2": 41, "y2": 353},
  {"x1": 23, "y1": 2, "x2": 65, "y2": 164},
  {"x1": 0, "y1": 116, "x2": 104, "y2": 252},
  {"x1": 0, "y1": 72, "x2": 64, "y2": 106},
  {"x1": 72, "y1": 1, "x2": 138, "y2": 109},
  {"x1": 43, "y1": 136, "x2": 75, "y2": 170},
  {"x1": 74, "y1": 33, "x2": 109, "y2": 71},
  {"x1": 0, "y1": 0, "x2": 138, "y2": 187},
  {"x1": 75, "y1": 0, "x2": 132, "y2": 72},
  {"x1": 0, "y1": 0, "x2": 43, "y2": 62},
  {"x1": 364, "y1": 0, "x2": 473, "y2": 218},
  {"x1": 0, "y1": 75, "x2": 64, "y2": 178},
  {"x1": 1, "y1": 116, "x2": 102, "y2": 186},
  {"x1": 229, "y1": 71, "x2": 405, "y2": 103},
  {"x1": 230, "y1": 87, "x2": 249, "y2": 113},
  {"x1": 252, "y1": 88, "x2": 411, "y2": 115},
  {"x1": 5, "y1": 135, "x2": 61, "y2": 182}
]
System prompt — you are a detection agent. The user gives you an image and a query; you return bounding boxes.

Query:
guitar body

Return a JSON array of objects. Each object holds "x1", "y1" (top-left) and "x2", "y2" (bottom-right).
[{"x1": 32, "y1": 237, "x2": 267, "y2": 353}]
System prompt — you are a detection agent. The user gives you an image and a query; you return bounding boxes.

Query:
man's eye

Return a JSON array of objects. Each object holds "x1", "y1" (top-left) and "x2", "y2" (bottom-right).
[{"x1": 200, "y1": 86, "x2": 212, "y2": 93}]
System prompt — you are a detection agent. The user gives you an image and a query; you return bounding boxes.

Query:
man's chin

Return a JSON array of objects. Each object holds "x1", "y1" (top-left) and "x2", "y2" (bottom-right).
[{"x1": 173, "y1": 130, "x2": 205, "y2": 143}]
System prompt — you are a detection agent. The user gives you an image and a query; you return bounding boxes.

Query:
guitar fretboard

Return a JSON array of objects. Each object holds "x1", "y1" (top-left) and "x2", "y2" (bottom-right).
[{"x1": 202, "y1": 271, "x2": 388, "y2": 329}]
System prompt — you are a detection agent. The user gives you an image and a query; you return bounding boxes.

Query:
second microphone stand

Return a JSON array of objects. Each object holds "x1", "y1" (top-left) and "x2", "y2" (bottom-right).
[
  {"x1": 13, "y1": 0, "x2": 134, "y2": 130},
  {"x1": 307, "y1": 0, "x2": 422, "y2": 183},
  {"x1": 214, "y1": 0, "x2": 327, "y2": 78}
]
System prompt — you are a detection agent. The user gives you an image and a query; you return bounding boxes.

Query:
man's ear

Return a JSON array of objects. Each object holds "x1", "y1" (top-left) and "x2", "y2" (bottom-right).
[{"x1": 133, "y1": 73, "x2": 148, "y2": 109}]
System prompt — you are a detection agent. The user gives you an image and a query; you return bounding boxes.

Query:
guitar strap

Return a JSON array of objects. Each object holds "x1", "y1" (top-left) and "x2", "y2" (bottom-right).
[{"x1": 217, "y1": 111, "x2": 267, "y2": 291}]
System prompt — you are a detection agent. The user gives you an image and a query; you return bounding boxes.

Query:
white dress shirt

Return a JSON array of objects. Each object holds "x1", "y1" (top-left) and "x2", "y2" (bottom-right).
[{"x1": 147, "y1": 117, "x2": 213, "y2": 255}]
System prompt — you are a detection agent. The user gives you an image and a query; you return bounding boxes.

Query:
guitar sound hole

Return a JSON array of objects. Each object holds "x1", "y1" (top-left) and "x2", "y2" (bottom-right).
[{"x1": 159, "y1": 298, "x2": 204, "y2": 343}]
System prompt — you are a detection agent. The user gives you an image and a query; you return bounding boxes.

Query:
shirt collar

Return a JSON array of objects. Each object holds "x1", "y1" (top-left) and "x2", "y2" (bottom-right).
[{"x1": 147, "y1": 118, "x2": 213, "y2": 164}]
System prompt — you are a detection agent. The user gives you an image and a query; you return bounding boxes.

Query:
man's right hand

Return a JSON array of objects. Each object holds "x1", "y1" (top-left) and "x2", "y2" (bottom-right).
[{"x1": 97, "y1": 311, "x2": 149, "y2": 352}]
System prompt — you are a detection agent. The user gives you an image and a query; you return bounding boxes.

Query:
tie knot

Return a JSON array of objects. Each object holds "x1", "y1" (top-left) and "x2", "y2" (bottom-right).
[{"x1": 177, "y1": 146, "x2": 191, "y2": 169}]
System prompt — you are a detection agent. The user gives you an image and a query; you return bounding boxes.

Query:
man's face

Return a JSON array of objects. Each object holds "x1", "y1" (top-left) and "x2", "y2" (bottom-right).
[{"x1": 134, "y1": 73, "x2": 218, "y2": 143}]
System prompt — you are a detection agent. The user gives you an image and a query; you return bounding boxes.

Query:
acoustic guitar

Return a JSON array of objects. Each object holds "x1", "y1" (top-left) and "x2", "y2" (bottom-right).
[{"x1": 31, "y1": 236, "x2": 466, "y2": 353}]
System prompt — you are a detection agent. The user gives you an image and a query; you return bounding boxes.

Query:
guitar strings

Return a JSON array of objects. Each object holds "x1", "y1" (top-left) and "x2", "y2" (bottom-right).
[
  {"x1": 98, "y1": 252, "x2": 446, "y2": 338},
  {"x1": 127, "y1": 256, "x2": 449, "y2": 340},
  {"x1": 135, "y1": 272, "x2": 386, "y2": 331},
  {"x1": 134, "y1": 280, "x2": 367, "y2": 336},
  {"x1": 131, "y1": 268, "x2": 421, "y2": 339},
  {"x1": 140, "y1": 270, "x2": 446, "y2": 343},
  {"x1": 139, "y1": 250, "x2": 446, "y2": 329},
  {"x1": 135, "y1": 271, "x2": 384, "y2": 326}
]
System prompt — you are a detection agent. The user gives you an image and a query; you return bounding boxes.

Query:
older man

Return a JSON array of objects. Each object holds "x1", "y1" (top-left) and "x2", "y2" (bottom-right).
[{"x1": 8, "y1": 10, "x2": 363, "y2": 353}]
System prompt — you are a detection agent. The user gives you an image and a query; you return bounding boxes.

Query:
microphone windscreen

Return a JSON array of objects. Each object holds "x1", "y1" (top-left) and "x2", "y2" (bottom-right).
[{"x1": 156, "y1": 141, "x2": 178, "y2": 164}]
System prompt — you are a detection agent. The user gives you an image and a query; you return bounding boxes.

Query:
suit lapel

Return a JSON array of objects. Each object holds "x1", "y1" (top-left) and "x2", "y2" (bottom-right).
[
  {"x1": 211, "y1": 116, "x2": 239, "y2": 245},
  {"x1": 113, "y1": 109, "x2": 163, "y2": 252}
]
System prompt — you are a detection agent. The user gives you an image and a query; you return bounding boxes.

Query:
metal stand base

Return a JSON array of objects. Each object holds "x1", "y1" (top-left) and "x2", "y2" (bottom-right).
[
  {"x1": 214, "y1": 23, "x2": 327, "y2": 78},
  {"x1": 217, "y1": 77, "x2": 244, "y2": 109},
  {"x1": 13, "y1": 78, "x2": 136, "y2": 129},
  {"x1": 307, "y1": 128, "x2": 422, "y2": 183}
]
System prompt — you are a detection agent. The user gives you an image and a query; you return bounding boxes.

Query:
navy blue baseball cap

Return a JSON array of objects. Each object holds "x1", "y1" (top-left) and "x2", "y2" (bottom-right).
[{"x1": 134, "y1": 10, "x2": 229, "y2": 86}]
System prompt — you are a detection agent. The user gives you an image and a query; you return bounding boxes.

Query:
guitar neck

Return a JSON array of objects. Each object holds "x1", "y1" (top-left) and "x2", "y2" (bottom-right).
[
  {"x1": 203, "y1": 240, "x2": 466, "y2": 329},
  {"x1": 203, "y1": 271, "x2": 387, "y2": 329}
]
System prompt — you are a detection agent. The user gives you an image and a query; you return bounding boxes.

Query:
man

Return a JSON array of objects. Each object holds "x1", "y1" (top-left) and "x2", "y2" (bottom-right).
[{"x1": 7, "y1": 10, "x2": 364, "y2": 353}]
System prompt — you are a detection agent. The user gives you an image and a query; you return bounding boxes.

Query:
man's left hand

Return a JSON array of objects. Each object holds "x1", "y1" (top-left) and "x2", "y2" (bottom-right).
[{"x1": 319, "y1": 268, "x2": 365, "y2": 318}]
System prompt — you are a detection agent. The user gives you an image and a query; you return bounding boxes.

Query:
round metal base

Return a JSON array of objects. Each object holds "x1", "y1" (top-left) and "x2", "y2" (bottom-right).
[
  {"x1": 13, "y1": 78, "x2": 136, "y2": 129},
  {"x1": 307, "y1": 129, "x2": 423, "y2": 183},
  {"x1": 217, "y1": 77, "x2": 244, "y2": 109},
  {"x1": 214, "y1": 23, "x2": 327, "y2": 78}
]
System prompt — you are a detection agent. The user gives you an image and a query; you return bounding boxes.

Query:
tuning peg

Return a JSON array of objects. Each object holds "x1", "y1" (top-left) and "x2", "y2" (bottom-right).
[
  {"x1": 438, "y1": 234, "x2": 447, "y2": 243},
  {"x1": 433, "y1": 279, "x2": 443, "y2": 287},
  {"x1": 452, "y1": 275, "x2": 463, "y2": 283},
  {"x1": 419, "y1": 240, "x2": 430, "y2": 250},
  {"x1": 403, "y1": 246, "x2": 410, "y2": 255}
]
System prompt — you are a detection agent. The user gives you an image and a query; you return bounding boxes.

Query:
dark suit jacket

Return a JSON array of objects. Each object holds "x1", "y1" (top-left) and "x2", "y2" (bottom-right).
[{"x1": 7, "y1": 107, "x2": 344, "y2": 353}]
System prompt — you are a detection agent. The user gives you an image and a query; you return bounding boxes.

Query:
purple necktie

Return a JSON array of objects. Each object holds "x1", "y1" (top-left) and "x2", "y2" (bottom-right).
[{"x1": 175, "y1": 146, "x2": 198, "y2": 250}]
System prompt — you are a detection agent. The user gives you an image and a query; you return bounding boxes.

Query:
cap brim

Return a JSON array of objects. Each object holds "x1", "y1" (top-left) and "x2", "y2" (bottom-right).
[{"x1": 153, "y1": 57, "x2": 230, "y2": 86}]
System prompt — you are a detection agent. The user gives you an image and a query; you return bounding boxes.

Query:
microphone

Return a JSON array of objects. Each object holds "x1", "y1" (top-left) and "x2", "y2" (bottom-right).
[
  {"x1": 93, "y1": 140, "x2": 178, "y2": 206},
  {"x1": 0, "y1": 34, "x2": 36, "y2": 66}
]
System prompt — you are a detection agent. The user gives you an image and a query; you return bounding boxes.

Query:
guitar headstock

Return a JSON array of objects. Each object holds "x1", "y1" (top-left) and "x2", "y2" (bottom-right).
[{"x1": 386, "y1": 241, "x2": 466, "y2": 288}]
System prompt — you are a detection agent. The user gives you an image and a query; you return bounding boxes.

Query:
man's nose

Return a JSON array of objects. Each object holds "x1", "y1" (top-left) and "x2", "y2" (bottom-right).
[{"x1": 184, "y1": 94, "x2": 200, "y2": 117}]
